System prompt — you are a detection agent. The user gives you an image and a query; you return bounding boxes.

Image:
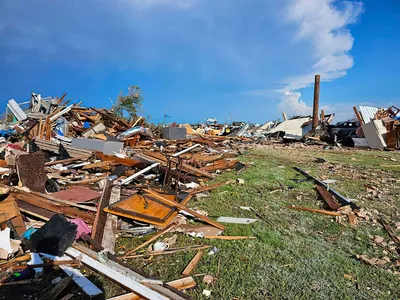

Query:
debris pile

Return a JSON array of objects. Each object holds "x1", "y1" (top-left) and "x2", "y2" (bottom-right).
[{"x1": 0, "y1": 92, "x2": 255, "y2": 299}]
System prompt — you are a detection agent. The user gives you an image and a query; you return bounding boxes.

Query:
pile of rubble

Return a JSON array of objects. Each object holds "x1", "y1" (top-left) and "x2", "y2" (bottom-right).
[{"x1": 0, "y1": 93, "x2": 252, "y2": 299}]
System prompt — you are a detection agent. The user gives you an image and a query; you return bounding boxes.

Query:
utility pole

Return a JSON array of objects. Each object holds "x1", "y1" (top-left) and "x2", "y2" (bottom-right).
[{"x1": 312, "y1": 74, "x2": 320, "y2": 130}]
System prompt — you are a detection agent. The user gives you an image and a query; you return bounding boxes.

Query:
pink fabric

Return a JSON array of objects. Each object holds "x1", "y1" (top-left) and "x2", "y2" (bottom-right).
[{"x1": 67, "y1": 218, "x2": 91, "y2": 240}]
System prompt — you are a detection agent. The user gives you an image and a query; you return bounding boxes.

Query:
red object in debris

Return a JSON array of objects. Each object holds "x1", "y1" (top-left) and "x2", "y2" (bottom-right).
[{"x1": 51, "y1": 186, "x2": 101, "y2": 203}]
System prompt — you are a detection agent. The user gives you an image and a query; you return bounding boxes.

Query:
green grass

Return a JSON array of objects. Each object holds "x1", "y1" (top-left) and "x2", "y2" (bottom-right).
[{"x1": 109, "y1": 146, "x2": 400, "y2": 299}]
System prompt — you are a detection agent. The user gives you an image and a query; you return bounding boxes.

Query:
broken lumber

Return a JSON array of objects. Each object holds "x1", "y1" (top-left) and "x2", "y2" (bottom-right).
[
  {"x1": 101, "y1": 185, "x2": 120, "y2": 252},
  {"x1": 45, "y1": 155, "x2": 91, "y2": 166},
  {"x1": 379, "y1": 219, "x2": 400, "y2": 254},
  {"x1": 182, "y1": 251, "x2": 204, "y2": 276},
  {"x1": 65, "y1": 247, "x2": 169, "y2": 300},
  {"x1": 91, "y1": 178, "x2": 113, "y2": 246},
  {"x1": 124, "y1": 222, "x2": 178, "y2": 256},
  {"x1": 315, "y1": 185, "x2": 341, "y2": 211},
  {"x1": 40, "y1": 277, "x2": 71, "y2": 300},
  {"x1": 12, "y1": 260, "x2": 78, "y2": 271},
  {"x1": 146, "y1": 189, "x2": 224, "y2": 230},
  {"x1": 287, "y1": 206, "x2": 341, "y2": 216},
  {"x1": 107, "y1": 277, "x2": 196, "y2": 300},
  {"x1": 123, "y1": 245, "x2": 212, "y2": 259}
]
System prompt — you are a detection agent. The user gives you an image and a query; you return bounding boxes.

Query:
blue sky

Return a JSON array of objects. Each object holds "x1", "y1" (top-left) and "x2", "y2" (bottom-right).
[{"x1": 0, "y1": 0, "x2": 399, "y2": 124}]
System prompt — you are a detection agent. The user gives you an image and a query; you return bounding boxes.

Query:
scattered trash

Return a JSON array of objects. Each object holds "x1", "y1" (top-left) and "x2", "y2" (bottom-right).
[{"x1": 203, "y1": 289, "x2": 212, "y2": 297}]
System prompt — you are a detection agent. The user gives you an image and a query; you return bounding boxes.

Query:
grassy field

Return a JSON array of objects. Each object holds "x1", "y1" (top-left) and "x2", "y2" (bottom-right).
[{"x1": 111, "y1": 145, "x2": 400, "y2": 299}]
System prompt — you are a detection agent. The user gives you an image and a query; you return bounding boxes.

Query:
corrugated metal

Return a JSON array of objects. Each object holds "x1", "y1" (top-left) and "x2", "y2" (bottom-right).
[{"x1": 359, "y1": 105, "x2": 379, "y2": 124}]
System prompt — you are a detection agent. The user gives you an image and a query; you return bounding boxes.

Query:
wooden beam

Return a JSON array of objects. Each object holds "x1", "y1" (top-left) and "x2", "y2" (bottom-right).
[
  {"x1": 146, "y1": 189, "x2": 224, "y2": 230},
  {"x1": 40, "y1": 253, "x2": 103, "y2": 297},
  {"x1": 282, "y1": 112, "x2": 287, "y2": 121},
  {"x1": 45, "y1": 155, "x2": 91, "y2": 166},
  {"x1": 0, "y1": 254, "x2": 31, "y2": 271},
  {"x1": 11, "y1": 192, "x2": 94, "y2": 224},
  {"x1": 65, "y1": 247, "x2": 169, "y2": 300},
  {"x1": 91, "y1": 179, "x2": 113, "y2": 245},
  {"x1": 353, "y1": 106, "x2": 364, "y2": 125},
  {"x1": 141, "y1": 150, "x2": 214, "y2": 179},
  {"x1": 182, "y1": 251, "x2": 204, "y2": 276},
  {"x1": 101, "y1": 185, "x2": 120, "y2": 252},
  {"x1": 107, "y1": 277, "x2": 196, "y2": 300},
  {"x1": 66, "y1": 175, "x2": 108, "y2": 186}
]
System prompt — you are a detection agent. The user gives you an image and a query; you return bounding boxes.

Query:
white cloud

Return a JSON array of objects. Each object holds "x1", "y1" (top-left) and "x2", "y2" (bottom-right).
[
  {"x1": 279, "y1": 0, "x2": 363, "y2": 116},
  {"x1": 278, "y1": 90, "x2": 312, "y2": 117}
]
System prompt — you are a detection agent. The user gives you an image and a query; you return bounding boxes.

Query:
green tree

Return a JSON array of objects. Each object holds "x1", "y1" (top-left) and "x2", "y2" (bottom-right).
[{"x1": 113, "y1": 85, "x2": 143, "y2": 120}]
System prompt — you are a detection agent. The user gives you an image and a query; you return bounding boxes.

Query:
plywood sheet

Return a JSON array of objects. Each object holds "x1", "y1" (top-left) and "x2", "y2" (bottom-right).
[{"x1": 105, "y1": 191, "x2": 191, "y2": 227}]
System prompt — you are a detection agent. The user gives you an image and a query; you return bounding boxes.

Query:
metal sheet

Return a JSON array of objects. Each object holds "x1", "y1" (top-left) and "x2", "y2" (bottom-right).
[
  {"x1": 266, "y1": 117, "x2": 312, "y2": 140},
  {"x1": 7, "y1": 99, "x2": 27, "y2": 121},
  {"x1": 359, "y1": 105, "x2": 379, "y2": 123}
]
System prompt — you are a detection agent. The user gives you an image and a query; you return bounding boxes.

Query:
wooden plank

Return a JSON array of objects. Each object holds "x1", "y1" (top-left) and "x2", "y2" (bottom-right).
[
  {"x1": 101, "y1": 185, "x2": 120, "y2": 252},
  {"x1": 188, "y1": 182, "x2": 226, "y2": 195},
  {"x1": 379, "y1": 219, "x2": 400, "y2": 254},
  {"x1": 37, "y1": 119, "x2": 43, "y2": 138},
  {"x1": 0, "y1": 279, "x2": 41, "y2": 286},
  {"x1": 66, "y1": 174, "x2": 108, "y2": 186},
  {"x1": 45, "y1": 117, "x2": 51, "y2": 141},
  {"x1": 91, "y1": 179, "x2": 113, "y2": 246},
  {"x1": 123, "y1": 245, "x2": 212, "y2": 259},
  {"x1": 60, "y1": 294, "x2": 74, "y2": 300},
  {"x1": 287, "y1": 206, "x2": 341, "y2": 216},
  {"x1": 65, "y1": 247, "x2": 169, "y2": 300},
  {"x1": 141, "y1": 150, "x2": 214, "y2": 179},
  {"x1": 200, "y1": 159, "x2": 238, "y2": 172},
  {"x1": 95, "y1": 152, "x2": 142, "y2": 167},
  {"x1": 182, "y1": 251, "x2": 204, "y2": 276},
  {"x1": 315, "y1": 185, "x2": 341, "y2": 211},
  {"x1": 353, "y1": 106, "x2": 364, "y2": 125},
  {"x1": 108, "y1": 277, "x2": 196, "y2": 300},
  {"x1": 12, "y1": 192, "x2": 94, "y2": 224},
  {"x1": 12, "y1": 260, "x2": 77, "y2": 271},
  {"x1": 0, "y1": 254, "x2": 31, "y2": 271},
  {"x1": 73, "y1": 242, "x2": 188, "y2": 300},
  {"x1": 40, "y1": 253, "x2": 103, "y2": 297},
  {"x1": 146, "y1": 189, "x2": 224, "y2": 230},
  {"x1": 19, "y1": 205, "x2": 52, "y2": 221},
  {"x1": 0, "y1": 195, "x2": 26, "y2": 237},
  {"x1": 82, "y1": 161, "x2": 115, "y2": 170},
  {"x1": 40, "y1": 277, "x2": 72, "y2": 300},
  {"x1": 45, "y1": 155, "x2": 91, "y2": 166}
]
